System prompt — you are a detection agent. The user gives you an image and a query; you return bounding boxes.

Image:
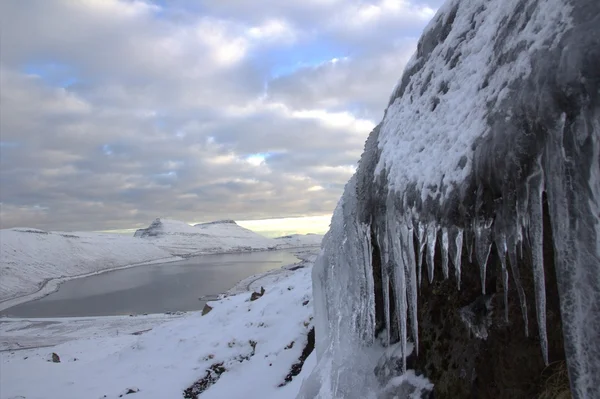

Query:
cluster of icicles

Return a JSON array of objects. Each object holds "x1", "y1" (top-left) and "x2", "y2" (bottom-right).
[{"x1": 362, "y1": 159, "x2": 549, "y2": 373}]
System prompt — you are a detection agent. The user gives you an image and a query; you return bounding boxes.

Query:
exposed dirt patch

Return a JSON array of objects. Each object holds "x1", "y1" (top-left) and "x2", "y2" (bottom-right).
[
  {"x1": 279, "y1": 327, "x2": 315, "y2": 387},
  {"x1": 184, "y1": 340, "x2": 257, "y2": 398},
  {"x1": 183, "y1": 362, "x2": 226, "y2": 398}
]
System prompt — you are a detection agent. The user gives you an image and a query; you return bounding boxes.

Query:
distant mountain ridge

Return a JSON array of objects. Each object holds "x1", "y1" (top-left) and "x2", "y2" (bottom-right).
[{"x1": 133, "y1": 218, "x2": 276, "y2": 257}]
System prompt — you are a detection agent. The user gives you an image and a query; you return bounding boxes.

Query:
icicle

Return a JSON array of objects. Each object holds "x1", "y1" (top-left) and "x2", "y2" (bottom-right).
[
  {"x1": 528, "y1": 162, "x2": 548, "y2": 365},
  {"x1": 377, "y1": 227, "x2": 391, "y2": 347},
  {"x1": 417, "y1": 222, "x2": 427, "y2": 287},
  {"x1": 389, "y1": 219, "x2": 407, "y2": 372},
  {"x1": 466, "y1": 229, "x2": 474, "y2": 264},
  {"x1": 426, "y1": 223, "x2": 438, "y2": 283},
  {"x1": 400, "y1": 219, "x2": 419, "y2": 356},
  {"x1": 361, "y1": 223, "x2": 376, "y2": 344},
  {"x1": 495, "y1": 232, "x2": 510, "y2": 322},
  {"x1": 474, "y1": 218, "x2": 493, "y2": 294},
  {"x1": 507, "y1": 230, "x2": 529, "y2": 337},
  {"x1": 454, "y1": 228, "x2": 463, "y2": 290},
  {"x1": 441, "y1": 227, "x2": 450, "y2": 279},
  {"x1": 382, "y1": 265, "x2": 391, "y2": 347}
]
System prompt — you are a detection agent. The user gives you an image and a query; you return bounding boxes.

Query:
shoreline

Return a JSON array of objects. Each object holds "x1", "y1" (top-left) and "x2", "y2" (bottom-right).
[
  {"x1": 0, "y1": 247, "x2": 319, "y2": 352},
  {"x1": 0, "y1": 245, "x2": 319, "y2": 313},
  {"x1": 0, "y1": 256, "x2": 183, "y2": 312}
]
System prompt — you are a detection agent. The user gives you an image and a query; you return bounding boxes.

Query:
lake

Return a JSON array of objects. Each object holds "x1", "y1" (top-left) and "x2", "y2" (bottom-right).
[{"x1": 1, "y1": 251, "x2": 299, "y2": 318}]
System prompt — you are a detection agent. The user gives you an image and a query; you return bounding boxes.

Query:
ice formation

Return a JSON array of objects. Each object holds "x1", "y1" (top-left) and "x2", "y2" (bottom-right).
[{"x1": 299, "y1": 0, "x2": 600, "y2": 398}]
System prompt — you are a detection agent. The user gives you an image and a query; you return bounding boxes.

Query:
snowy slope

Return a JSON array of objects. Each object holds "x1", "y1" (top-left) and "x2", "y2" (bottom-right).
[
  {"x1": 303, "y1": 0, "x2": 600, "y2": 398},
  {"x1": 0, "y1": 228, "x2": 175, "y2": 304},
  {"x1": 0, "y1": 266, "x2": 316, "y2": 399},
  {"x1": 274, "y1": 234, "x2": 323, "y2": 249},
  {"x1": 134, "y1": 218, "x2": 277, "y2": 256}
]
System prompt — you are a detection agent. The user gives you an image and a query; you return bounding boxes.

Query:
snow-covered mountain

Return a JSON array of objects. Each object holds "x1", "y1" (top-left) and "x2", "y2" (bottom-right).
[
  {"x1": 133, "y1": 218, "x2": 277, "y2": 256},
  {"x1": 302, "y1": 1, "x2": 600, "y2": 398},
  {"x1": 273, "y1": 234, "x2": 323, "y2": 249},
  {"x1": 0, "y1": 228, "x2": 174, "y2": 304}
]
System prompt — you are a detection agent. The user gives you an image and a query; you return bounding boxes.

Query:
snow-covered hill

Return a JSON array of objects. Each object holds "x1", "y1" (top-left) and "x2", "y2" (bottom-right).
[
  {"x1": 0, "y1": 229, "x2": 175, "y2": 304},
  {"x1": 273, "y1": 234, "x2": 323, "y2": 249},
  {"x1": 134, "y1": 218, "x2": 277, "y2": 256}
]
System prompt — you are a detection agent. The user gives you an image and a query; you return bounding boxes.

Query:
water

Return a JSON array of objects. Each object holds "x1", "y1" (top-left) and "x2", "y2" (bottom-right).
[{"x1": 1, "y1": 251, "x2": 299, "y2": 318}]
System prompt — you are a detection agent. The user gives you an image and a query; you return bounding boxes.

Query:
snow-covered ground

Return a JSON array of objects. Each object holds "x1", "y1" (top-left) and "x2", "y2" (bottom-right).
[
  {"x1": 0, "y1": 313, "x2": 187, "y2": 352},
  {"x1": 0, "y1": 228, "x2": 177, "y2": 305},
  {"x1": 0, "y1": 263, "x2": 316, "y2": 399},
  {"x1": 134, "y1": 218, "x2": 278, "y2": 256}
]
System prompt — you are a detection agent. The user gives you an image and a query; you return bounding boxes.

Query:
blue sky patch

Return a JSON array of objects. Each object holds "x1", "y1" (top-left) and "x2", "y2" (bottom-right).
[{"x1": 22, "y1": 61, "x2": 79, "y2": 88}]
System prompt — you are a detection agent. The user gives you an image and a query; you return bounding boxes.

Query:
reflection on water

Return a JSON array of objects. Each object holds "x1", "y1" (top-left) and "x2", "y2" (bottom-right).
[{"x1": 2, "y1": 251, "x2": 298, "y2": 318}]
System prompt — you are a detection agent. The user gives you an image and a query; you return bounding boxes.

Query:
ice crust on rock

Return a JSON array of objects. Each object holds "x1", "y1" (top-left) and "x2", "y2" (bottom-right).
[{"x1": 300, "y1": 0, "x2": 600, "y2": 398}]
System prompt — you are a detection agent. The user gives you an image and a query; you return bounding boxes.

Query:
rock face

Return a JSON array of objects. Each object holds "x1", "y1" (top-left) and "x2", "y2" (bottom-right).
[{"x1": 301, "y1": 1, "x2": 600, "y2": 398}]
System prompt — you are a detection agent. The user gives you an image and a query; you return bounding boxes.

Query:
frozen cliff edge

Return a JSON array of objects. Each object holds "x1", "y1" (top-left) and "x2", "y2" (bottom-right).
[{"x1": 300, "y1": 0, "x2": 599, "y2": 398}]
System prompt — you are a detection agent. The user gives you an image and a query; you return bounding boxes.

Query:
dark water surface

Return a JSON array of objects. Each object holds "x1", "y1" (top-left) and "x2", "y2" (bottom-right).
[{"x1": 1, "y1": 251, "x2": 299, "y2": 318}]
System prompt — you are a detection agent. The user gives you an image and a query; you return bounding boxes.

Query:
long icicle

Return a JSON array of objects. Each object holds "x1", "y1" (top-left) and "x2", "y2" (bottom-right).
[
  {"x1": 401, "y1": 217, "x2": 419, "y2": 356},
  {"x1": 454, "y1": 228, "x2": 464, "y2": 290},
  {"x1": 389, "y1": 218, "x2": 407, "y2": 372},
  {"x1": 426, "y1": 223, "x2": 438, "y2": 283},
  {"x1": 475, "y1": 219, "x2": 492, "y2": 294},
  {"x1": 441, "y1": 227, "x2": 450, "y2": 279},
  {"x1": 528, "y1": 160, "x2": 549, "y2": 365},
  {"x1": 417, "y1": 222, "x2": 427, "y2": 287},
  {"x1": 495, "y1": 231, "x2": 510, "y2": 322},
  {"x1": 377, "y1": 227, "x2": 391, "y2": 347},
  {"x1": 508, "y1": 226, "x2": 529, "y2": 337},
  {"x1": 361, "y1": 223, "x2": 376, "y2": 344}
]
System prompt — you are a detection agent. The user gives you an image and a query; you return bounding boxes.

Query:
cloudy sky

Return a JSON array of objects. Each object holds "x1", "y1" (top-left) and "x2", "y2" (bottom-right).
[{"x1": 0, "y1": 0, "x2": 442, "y2": 236}]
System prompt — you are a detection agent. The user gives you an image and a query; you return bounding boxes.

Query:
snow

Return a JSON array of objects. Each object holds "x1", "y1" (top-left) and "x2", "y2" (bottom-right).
[
  {"x1": 0, "y1": 228, "x2": 176, "y2": 305},
  {"x1": 377, "y1": 0, "x2": 572, "y2": 203},
  {"x1": 0, "y1": 263, "x2": 317, "y2": 399},
  {"x1": 273, "y1": 234, "x2": 323, "y2": 249},
  {"x1": 0, "y1": 313, "x2": 186, "y2": 351},
  {"x1": 134, "y1": 218, "x2": 278, "y2": 256}
]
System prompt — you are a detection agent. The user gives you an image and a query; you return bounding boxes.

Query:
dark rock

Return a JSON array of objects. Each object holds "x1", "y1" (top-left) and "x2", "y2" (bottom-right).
[
  {"x1": 119, "y1": 387, "x2": 140, "y2": 397},
  {"x1": 183, "y1": 363, "x2": 226, "y2": 398},
  {"x1": 279, "y1": 328, "x2": 315, "y2": 387},
  {"x1": 202, "y1": 304, "x2": 213, "y2": 315},
  {"x1": 51, "y1": 352, "x2": 60, "y2": 363},
  {"x1": 250, "y1": 287, "x2": 265, "y2": 301}
]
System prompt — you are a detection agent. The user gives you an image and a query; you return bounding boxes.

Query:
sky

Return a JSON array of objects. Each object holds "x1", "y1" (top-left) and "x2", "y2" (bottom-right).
[{"x1": 0, "y1": 0, "x2": 443, "y2": 235}]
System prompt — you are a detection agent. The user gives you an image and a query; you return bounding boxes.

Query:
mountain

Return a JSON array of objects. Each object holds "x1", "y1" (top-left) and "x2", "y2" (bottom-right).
[
  {"x1": 273, "y1": 234, "x2": 323, "y2": 249},
  {"x1": 0, "y1": 228, "x2": 174, "y2": 304},
  {"x1": 133, "y1": 218, "x2": 277, "y2": 256},
  {"x1": 301, "y1": 1, "x2": 600, "y2": 398}
]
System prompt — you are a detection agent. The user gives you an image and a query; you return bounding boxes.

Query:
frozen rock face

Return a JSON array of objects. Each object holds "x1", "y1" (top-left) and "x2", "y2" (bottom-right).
[{"x1": 301, "y1": 0, "x2": 599, "y2": 398}]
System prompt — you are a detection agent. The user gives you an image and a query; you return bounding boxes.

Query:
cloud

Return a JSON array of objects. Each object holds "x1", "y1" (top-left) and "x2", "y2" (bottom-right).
[{"x1": 0, "y1": 0, "x2": 440, "y2": 232}]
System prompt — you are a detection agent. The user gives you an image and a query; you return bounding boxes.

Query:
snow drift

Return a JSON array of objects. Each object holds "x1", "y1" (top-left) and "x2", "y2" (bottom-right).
[
  {"x1": 301, "y1": 0, "x2": 600, "y2": 398},
  {"x1": 134, "y1": 218, "x2": 277, "y2": 256},
  {"x1": 0, "y1": 228, "x2": 173, "y2": 303}
]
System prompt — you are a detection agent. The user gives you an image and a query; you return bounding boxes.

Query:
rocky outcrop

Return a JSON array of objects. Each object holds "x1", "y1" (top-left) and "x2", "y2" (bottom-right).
[{"x1": 302, "y1": 1, "x2": 600, "y2": 398}]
